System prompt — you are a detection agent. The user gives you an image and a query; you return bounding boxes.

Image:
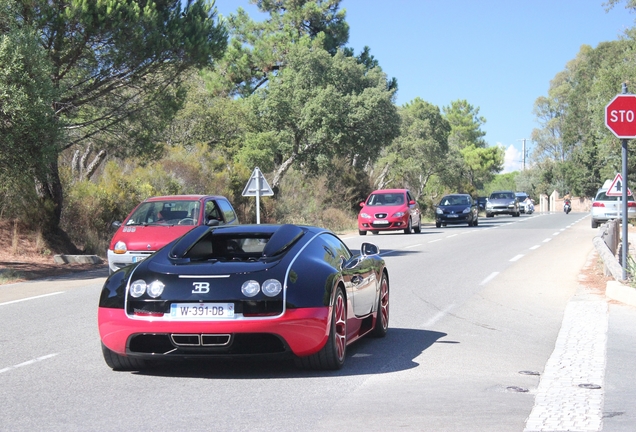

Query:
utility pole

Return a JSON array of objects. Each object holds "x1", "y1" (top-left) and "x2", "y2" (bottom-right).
[{"x1": 517, "y1": 139, "x2": 529, "y2": 170}]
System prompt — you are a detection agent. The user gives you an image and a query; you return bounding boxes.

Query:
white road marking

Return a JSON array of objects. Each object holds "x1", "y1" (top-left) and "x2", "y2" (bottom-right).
[
  {"x1": 446, "y1": 234, "x2": 458, "y2": 238},
  {"x1": 0, "y1": 292, "x2": 64, "y2": 307},
  {"x1": 480, "y1": 272, "x2": 499, "y2": 286},
  {"x1": 543, "y1": 238, "x2": 552, "y2": 243},
  {"x1": 405, "y1": 244, "x2": 422, "y2": 249},
  {"x1": 510, "y1": 254, "x2": 524, "y2": 262},
  {"x1": 0, "y1": 353, "x2": 58, "y2": 374},
  {"x1": 428, "y1": 239, "x2": 442, "y2": 243},
  {"x1": 553, "y1": 232, "x2": 560, "y2": 236},
  {"x1": 530, "y1": 245, "x2": 541, "y2": 250}
]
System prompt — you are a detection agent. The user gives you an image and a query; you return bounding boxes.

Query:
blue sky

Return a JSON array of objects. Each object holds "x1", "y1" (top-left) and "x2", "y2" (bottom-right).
[{"x1": 215, "y1": 1, "x2": 635, "y2": 172}]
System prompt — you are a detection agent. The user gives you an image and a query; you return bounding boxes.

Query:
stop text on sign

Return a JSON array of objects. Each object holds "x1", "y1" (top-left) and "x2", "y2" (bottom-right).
[
  {"x1": 605, "y1": 94, "x2": 636, "y2": 138},
  {"x1": 609, "y1": 109, "x2": 635, "y2": 123}
]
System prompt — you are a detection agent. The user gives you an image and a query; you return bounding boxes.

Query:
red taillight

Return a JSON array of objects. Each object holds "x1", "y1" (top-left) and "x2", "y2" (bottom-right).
[
  {"x1": 628, "y1": 202, "x2": 636, "y2": 208},
  {"x1": 592, "y1": 202, "x2": 605, "y2": 208}
]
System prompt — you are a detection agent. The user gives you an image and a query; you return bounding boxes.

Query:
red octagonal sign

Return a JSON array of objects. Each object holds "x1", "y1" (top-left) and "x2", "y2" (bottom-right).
[{"x1": 605, "y1": 94, "x2": 636, "y2": 138}]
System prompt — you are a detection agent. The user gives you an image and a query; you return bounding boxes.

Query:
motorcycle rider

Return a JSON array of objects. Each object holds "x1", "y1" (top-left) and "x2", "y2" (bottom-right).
[
  {"x1": 563, "y1": 194, "x2": 571, "y2": 213},
  {"x1": 524, "y1": 196, "x2": 534, "y2": 214}
]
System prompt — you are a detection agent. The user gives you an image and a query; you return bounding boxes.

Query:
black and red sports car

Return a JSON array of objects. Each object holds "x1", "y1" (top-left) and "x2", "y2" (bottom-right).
[{"x1": 98, "y1": 224, "x2": 389, "y2": 371}]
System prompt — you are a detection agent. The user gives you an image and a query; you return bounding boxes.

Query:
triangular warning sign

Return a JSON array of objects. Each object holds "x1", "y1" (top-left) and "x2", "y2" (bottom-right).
[
  {"x1": 242, "y1": 167, "x2": 274, "y2": 197},
  {"x1": 606, "y1": 173, "x2": 633, "y2": 196}
]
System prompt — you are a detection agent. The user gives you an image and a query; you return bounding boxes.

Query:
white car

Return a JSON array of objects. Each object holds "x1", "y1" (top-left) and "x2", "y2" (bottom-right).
[{"x1": 590, "y1": 188, "x2": 636, "y2": 228}]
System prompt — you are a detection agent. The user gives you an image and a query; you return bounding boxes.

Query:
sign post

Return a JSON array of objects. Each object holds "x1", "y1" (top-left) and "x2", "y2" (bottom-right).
[
  {"x1": 242, "y1": 167, "x2": 274, "y2": 224},
  {"x1": 605, "y1": 84, "x2": 636, "y2": 280}
]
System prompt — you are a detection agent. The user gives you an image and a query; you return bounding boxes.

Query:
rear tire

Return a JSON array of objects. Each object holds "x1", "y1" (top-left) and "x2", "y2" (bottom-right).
[
  {"x1": 101, "y1": 343, "x2": 146, "y2": 371},
  {"x1": 435, "y1": 221, "x2": 441, "y2": 228},
  {"x1": 359, "y1": 230, "x2": 367, "y2": 236},
  {"x1": 591, "y1": 219, "x2": 598, "y2": 228},
  {"x1": 295, "y1": 288, "x2": 347, "y2": 370},
  {"x1": 414, "y1": 217, "x2": 421, "y2": 233},
  {"x1": 371, "y1": 273, "x2": 389, "y2": 338}
]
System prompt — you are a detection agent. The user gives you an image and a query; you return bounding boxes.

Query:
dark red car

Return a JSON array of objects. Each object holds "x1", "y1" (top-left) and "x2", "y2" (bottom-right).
[
  {"x1": 107, "y1": 195, "x2": 238, "y2": 274},
  {"x1": 358, "y1": 189, "x2": 421, "y2": 235}
]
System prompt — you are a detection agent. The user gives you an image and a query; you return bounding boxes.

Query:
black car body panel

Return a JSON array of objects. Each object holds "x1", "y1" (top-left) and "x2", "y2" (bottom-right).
[{"x1": 435, "y1": 194, "x2": 479, "y2": 227}]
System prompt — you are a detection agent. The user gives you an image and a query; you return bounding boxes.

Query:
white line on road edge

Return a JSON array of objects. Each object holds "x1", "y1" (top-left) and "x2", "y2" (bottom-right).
[
  {"x1": 543, "y1": 238, "x2": 552, "y2": 243},
  {"x1": 0, "y1": 353, "x2": 58, "y2": 374},
  {"x1": 530, "y1": 245, "x2": 541, "y2": 250},
  {"x1": 421, "y1": 304, "x2": 456, "y2": 328},
  {"x1": 480, "y1": 272, "x2": 499, "y2": 286},
  {"x1": 446, "y1": 234, "x2": 458, "y2": 238},
  {"x1": 510, "y1": 254, "x2": 524, "y2": 262},
  {"x1": 0, "y1": 291, "x2": 64, "y2": 307},
  {"x1": 553, "y1": 232, "x2": 560, "y2": 236},
  {"x1": 428, "y1": 239, "x2": 441, "y2": 243}
]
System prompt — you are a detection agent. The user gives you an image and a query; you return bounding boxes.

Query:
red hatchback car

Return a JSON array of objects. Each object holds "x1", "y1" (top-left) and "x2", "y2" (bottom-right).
[
  {"x1": 107, "y1": 195, "x2": 238, "y2": 274},
  {"x1": 358, "y1": 189, "x2": 421, "y2": 235}
]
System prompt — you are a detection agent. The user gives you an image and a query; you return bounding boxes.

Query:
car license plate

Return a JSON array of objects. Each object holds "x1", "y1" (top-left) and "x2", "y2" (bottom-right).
[
  {"x1": 170, "y1": 303, "x2": 235, "y2": 319},
  {"x1": 132, "y1": 256, "x2": 147, "y2": 263},
  {"x1": 373, "y1": 220, "x2": 389, "y2": 225},
  {"x1": 447, "y1": 214, "x2": 458, "y2": 218}
]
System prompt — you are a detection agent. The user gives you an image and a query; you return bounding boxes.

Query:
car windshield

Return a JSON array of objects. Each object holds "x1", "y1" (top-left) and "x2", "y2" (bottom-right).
[
  {"x1": 515, "y1": 194, "x2": 528, "y2": 201},
  {"x1": 440, "y1": 196, "x2": 470, "y2": 206},
  {"x1": 595, "y1": 191, "x2": 635, "y2": 202},
  {"x1": 367, "y1": 193, "x2": 405, "y2": 206},
  {"x1": 126, "y1": 201, "x2": 201, "y2": 225},
  {"x1": 490, "y1": 192, "x2": 515, "y2": 200}
]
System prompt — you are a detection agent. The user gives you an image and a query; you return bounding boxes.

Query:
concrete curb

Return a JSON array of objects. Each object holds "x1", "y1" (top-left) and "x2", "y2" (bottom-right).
[
  {"x1": 53, "y1": 255, "x2": 103, "y2": 264},
  {"x1": 606, "y1": 280, "x2": 636, "y2": 307},
  {"x1": 593, "y1": 220, "x2": 636, "y2": 307}
]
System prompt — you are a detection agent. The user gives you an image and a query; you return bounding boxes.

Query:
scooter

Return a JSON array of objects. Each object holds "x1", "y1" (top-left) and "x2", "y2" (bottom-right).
[
  {"x1": 564, "y1": 200, "x2": 571, "y2": 214},
  {"x1": 525, "y1": 202, "x2": 534, "y2": 214}
]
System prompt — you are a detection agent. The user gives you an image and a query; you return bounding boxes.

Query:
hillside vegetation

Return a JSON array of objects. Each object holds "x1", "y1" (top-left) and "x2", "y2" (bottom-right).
[{"x1": 1, "y1": 0, "x2": 635, "y2": 258}]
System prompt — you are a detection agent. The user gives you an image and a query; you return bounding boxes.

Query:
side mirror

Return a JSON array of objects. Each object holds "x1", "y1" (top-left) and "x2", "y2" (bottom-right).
[
  {"x1": 361, "y1": 242, "x2": 379, "y2": 256},
  {"x1": 359, "y1": 201, "x2": 365, "y2": 207},
  {"x1": 111, "y1": 221, "x2": 121, "y2": 230},
  {"x1": 206, "y1": 219, "x2": 220, "y2": 227},
  {"x1": 409, "y1": 200, "x2": 416, "y2": 205}
]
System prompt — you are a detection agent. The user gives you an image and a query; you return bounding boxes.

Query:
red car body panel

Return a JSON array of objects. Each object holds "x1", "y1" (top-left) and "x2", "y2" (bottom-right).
[
  {"x1": 98, "y1": 306, "x2": 332, "y2": 357},
  {"x1": 110, "y1": 225, "x2": 194, "y2": 252}
]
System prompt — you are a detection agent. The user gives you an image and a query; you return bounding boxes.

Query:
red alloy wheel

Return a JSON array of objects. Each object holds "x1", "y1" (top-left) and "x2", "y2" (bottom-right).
[{"x1": 333, "y1": 292, "x2": 346, "y2": 361}]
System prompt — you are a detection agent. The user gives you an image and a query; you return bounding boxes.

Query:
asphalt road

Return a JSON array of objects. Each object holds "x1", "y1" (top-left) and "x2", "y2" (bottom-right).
[{"x1": 0, "y1": 212, "x2": 623, "y2": 431}]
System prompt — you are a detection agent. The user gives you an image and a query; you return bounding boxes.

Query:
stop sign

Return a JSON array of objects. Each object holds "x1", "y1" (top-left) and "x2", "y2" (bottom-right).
[{"x1": 605, "y1": 94, "x2": 636, "y2": 138}]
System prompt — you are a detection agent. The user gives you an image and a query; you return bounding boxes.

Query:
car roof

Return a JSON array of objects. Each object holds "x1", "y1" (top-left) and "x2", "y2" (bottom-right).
[
  {"x1": 369, "y1": 189, "x2": 408, "y2": 194},
  {"x1": 144, "y1": 195, "x2": 227, "y2": 202},
  {"x1": 442, "y1": 193, "x2": 471, "y2": 197}
]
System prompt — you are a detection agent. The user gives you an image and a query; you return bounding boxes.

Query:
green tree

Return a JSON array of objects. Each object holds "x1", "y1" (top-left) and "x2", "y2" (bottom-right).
[
  {"x1": 374, "y1": 98, "x2": 450, "y2": 198},
  {"x1": 212, "y1": 0, "x2": 349, "y2": 96},
  {"x1": 242, "y1": 42, "x2": 400, "y2": 190},
  {"x1": 0, "y1": 21, "x2": 58, "y2": 223},
  {"x1": 442, "y1": 100, "x2": 502, "y2": 193},
  {"x1": 2, "y1": 0, "x2": 227, "y2": 227}
]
